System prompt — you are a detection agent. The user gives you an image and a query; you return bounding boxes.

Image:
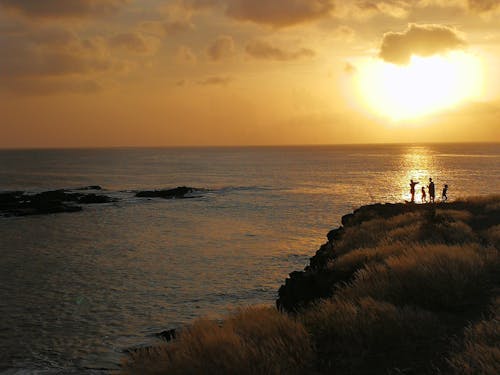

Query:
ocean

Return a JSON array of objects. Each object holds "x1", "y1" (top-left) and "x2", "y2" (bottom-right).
[{"x1": 0, "y1": 143, "x2": 499, "y2": 374}]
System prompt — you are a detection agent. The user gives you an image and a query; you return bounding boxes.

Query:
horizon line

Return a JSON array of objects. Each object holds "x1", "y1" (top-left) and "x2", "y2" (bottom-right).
[{"x1": 1, "y1": 140, "x2": 499, "y2": 152}]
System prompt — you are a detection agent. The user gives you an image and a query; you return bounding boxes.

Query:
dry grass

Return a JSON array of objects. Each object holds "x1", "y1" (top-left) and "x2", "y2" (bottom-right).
[
  {"x1": 123, "y1": 196, "x2": 499, "y2": 375},
  {"x1": 485, "y1": 224, "x2": 500, "y2": 248},
  {"x1": 122, "y1": 307, "x2": 312, "y2": 375},
  {"x1": 301, "y1": 297, "x2": 442, "y2": 374},
  {"x1": 338, "y1": 244, "x2": 499, "y2": 313},
  {"x1": 334, "y1": 212, "x2": 423, "y2": 255},
  {"x1": 446, "y1": 298, "x2": 500, "y2": 375}
]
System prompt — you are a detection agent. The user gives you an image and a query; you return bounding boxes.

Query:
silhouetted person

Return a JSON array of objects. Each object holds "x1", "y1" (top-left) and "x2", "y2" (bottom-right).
[
  {"x1": 442, "y1": 184, "x2": 448, "y2": 202},
  {"x1": 428, "y1": 178, "x2": 435, "y2": 203},
  {"x1": 421, "y1": 186, "x2": 427, "y2": 203},
  {"x1": 409, "y1": 179, "x2": 419, "y2": 203}
]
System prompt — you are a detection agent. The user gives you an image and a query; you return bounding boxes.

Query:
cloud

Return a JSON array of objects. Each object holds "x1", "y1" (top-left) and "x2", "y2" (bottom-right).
[
  {"x1": 225, "y1": 0, "x2": 334, "y2": 28},
  {"x1": 139, "y1": 1, "x2": 212, "y2": 38},
  {"x1": 245, "y1": 40, "x2": 315, "y2": 61},
  {"x1": 176, "y1": 46, "x2": 197, "y2": 63},
  {"x1": 0, "y1": 77, "x2": 103, "y2": 95},
  {"x1": 0, "y1": 35, "x2": 116, "y2": 78},
  {"x1": 351, "y1": 1, "x2": 410, "y2": 18},
  {"x1": 108, "y1": 32, "x2": 161, "y2": 55},
  {"x1": 196, "y1": 75, "x2": 232, "y2": 85},
  {"x1": 467, "y1": 0, "x2": 500, "y2": 12},
  {"x1": 379, "y1": 23, "x2": 466, "y2": 65},
  {"x1": 0, "y1": 0, "x2": 128, "y2": 19},
  {"x1": 182, "y1": 0, "x2": 221, "y2": 10},
  {"x1": 207, "y1": 35, "x2": 235, "y2": 61},
  {"x1": 0, "y1": 26, "x2": 133, "y2": 94},
  {"x1": 332, "y1": 25, "x2": 356, "y2": 41}
]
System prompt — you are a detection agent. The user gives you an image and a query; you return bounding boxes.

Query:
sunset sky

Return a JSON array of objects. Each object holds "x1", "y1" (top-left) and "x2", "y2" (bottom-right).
[{"x1": 1, "y1": 0, "x2": 499, "y2": 148}]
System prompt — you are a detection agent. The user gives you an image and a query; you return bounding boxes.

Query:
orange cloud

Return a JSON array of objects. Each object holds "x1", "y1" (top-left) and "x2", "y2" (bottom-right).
[
  {"x1": 379, "y1": 23, "x2": 466, "y2": 65},
  {"x1": 1, "y1": 77, "x2": 102, "y2": 95},
  {"x1": 0, "y1": 26, "x2": 133, "y2": 94},
  {"x1": 207, "y1": 35, "x2": 235, "y2": 61},
  {"x1": 353, "y1": 1, "x2": 410, "y2": 18},
  {"x1": 108, "y1": 32, "x2": 161, "y2": 55},
  {"x1": 196, "y1": 75, "x2": 232, "y2": 85},
  {"x1": 176, "y1": 45, "x2": 197, "y2": 63},
  {"x1": 467, "y1": 0, "x2": 500, "y2": 12},
  {"x1": 0, "y1": 0, "x2": 128, "y2": 19},
  {"x1": 225, "y1": 0, "x2": 334, "y2": 27},
  {"x1": 245, "y1": 40, "x2": 315, "y2": 61}
]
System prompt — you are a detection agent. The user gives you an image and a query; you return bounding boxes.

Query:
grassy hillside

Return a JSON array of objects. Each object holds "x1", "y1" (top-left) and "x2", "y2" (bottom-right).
[{"x1": 123, "y1": 196, "x2": 500, "y2": 375}]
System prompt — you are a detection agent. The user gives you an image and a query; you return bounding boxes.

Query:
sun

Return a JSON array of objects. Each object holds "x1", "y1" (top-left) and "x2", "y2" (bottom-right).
[{"x1": 356, "y1": 52, "x2": 484, "y2": 121}]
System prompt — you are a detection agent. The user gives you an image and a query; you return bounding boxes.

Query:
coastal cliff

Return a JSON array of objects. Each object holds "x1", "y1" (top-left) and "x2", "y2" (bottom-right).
[
  {"x1": 277, "y1": 198, "x2": 500, "y2": 312},
  {"x1": 123, "y1": 196, "x2": 500, "y2": 375}
]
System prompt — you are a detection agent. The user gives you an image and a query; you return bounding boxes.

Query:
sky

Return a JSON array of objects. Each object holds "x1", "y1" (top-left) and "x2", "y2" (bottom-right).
[{"x1": 1, "y1": 0, "x2": 499, "y2": 148}]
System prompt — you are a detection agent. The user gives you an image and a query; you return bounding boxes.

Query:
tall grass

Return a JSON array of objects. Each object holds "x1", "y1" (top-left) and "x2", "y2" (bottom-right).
[
  {"x1": 122, "y1": 307, "x2": 312, "y2": 375},
  {"x1": 339, "y1": 244, "x2": 499, "y2": 313},
  {"x1": 301, "y1": 297, "x2": 443, "y2": 374},
  {"x1": 123, "y1": 197, "x2": 499, "y2": 375},
  {"x1": 446, "y1": 298, "x2": 500, "y2": 375}
]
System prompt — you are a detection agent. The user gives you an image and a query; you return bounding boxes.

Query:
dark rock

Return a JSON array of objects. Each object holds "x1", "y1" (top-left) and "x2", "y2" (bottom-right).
[
  {"x1": 75, "y1": 185, "x2": 102, "y2": 191},
  {"x1": 340, "y1": 213, "x2": 354, "y2": 226},
  {"x1": 136, "y1": 186, "x2": 202, "y2": 199},
  {"x1": 155, "y1": 328, "x2": 177, "y2": 342},
  {"x1": 32, "y1": 189, "x2": 77, "y2": 202},
  {"x1": 77, "y1": 194, "x2": 115, "y2": 204},
  {"x1": 0, "y1": 188, "x2": 116, "y2": 216},
  {"x1": 0, "y1": 191, "x2": 26, "y2": 209},
  {"x1": 326, "y1": 227, "x2": 343, "y2": 242},
  {"x1": 277, "y1": 268, "x2": 350, "y2": 312}
]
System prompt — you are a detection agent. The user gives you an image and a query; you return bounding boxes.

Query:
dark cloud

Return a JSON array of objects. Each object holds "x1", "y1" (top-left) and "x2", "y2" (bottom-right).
[
  {"x1": 0, "y1": 26, "x2": 132, "y2": 94},
  {"x1": 0, "y1": 33, "x2": 115, "y2": 78},
  {"x1": 197, "y1": 76, "x2": 232, "y2": 85},
  {"x1": 245, "y1": 40, "x2": 315, "y2": 61},
  {"x1": 379, "y1": 23, "x2": 466, "y2": 65},
  {"x1": 225, "y1": 0, "x2": 334, "y2": 28},
  {"x1": 207, "y1": 35, "x2": 234, "y2": 61},
  {"x1": 0, "y1": 0, "x2": 128, "y2": 19}
]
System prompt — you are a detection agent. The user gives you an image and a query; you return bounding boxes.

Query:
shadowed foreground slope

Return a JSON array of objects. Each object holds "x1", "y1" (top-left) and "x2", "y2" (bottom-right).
[{"x1": 123, "y1": 196, "x2": 500, "y2": 375}]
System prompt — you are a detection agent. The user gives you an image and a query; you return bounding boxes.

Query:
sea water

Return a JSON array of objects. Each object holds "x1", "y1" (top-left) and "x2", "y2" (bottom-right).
[{"x1": 0, "y1": 144, "x2": 499, "y2": 373}]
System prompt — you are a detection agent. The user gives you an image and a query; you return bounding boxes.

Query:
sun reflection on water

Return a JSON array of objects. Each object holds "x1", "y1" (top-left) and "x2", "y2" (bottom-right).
[{"x1": 399, "y1": 146, "x2": 440, "y2": 202}]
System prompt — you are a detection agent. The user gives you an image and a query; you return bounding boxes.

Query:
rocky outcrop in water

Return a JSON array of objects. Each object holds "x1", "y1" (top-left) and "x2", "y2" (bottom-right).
[
  {"x1": 155, "y1": 328, "x2": 177, "y2": 342},
  {"x1": 0, "y1": 188, "x2": 116, "y2": 217},
  {"x1": 135, "y1": 186, "x2": 204, "y2": 199}
]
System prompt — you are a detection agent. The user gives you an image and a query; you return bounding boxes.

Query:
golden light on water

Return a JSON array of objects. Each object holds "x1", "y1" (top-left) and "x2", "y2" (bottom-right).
[
  {"x1": 357, "y1": 52, "x2": 484, "y2": 121},
  {"x1": 399, "y1": 147, "x2": 437, "y2": 202}
]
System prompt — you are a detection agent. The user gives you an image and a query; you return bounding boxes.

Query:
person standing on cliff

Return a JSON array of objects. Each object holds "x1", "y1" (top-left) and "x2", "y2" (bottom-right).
[
  {"x1": 421, "y1": 186, "x2": 427, "y2": 203},
  {"x1": 409, "y1": 179, "x2": 419, "y2": 203},
  {"x1": 442, "y1": 184, "x2": 448, "y2": 202},
  {"x1": 428, "y1": 178, "x2": 435, "y2": 203}
]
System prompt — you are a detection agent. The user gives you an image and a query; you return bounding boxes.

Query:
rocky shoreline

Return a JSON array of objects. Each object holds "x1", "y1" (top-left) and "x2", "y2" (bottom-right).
[{"x1": 0, "y1": 186, "x2": 205, "y2": 217}]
